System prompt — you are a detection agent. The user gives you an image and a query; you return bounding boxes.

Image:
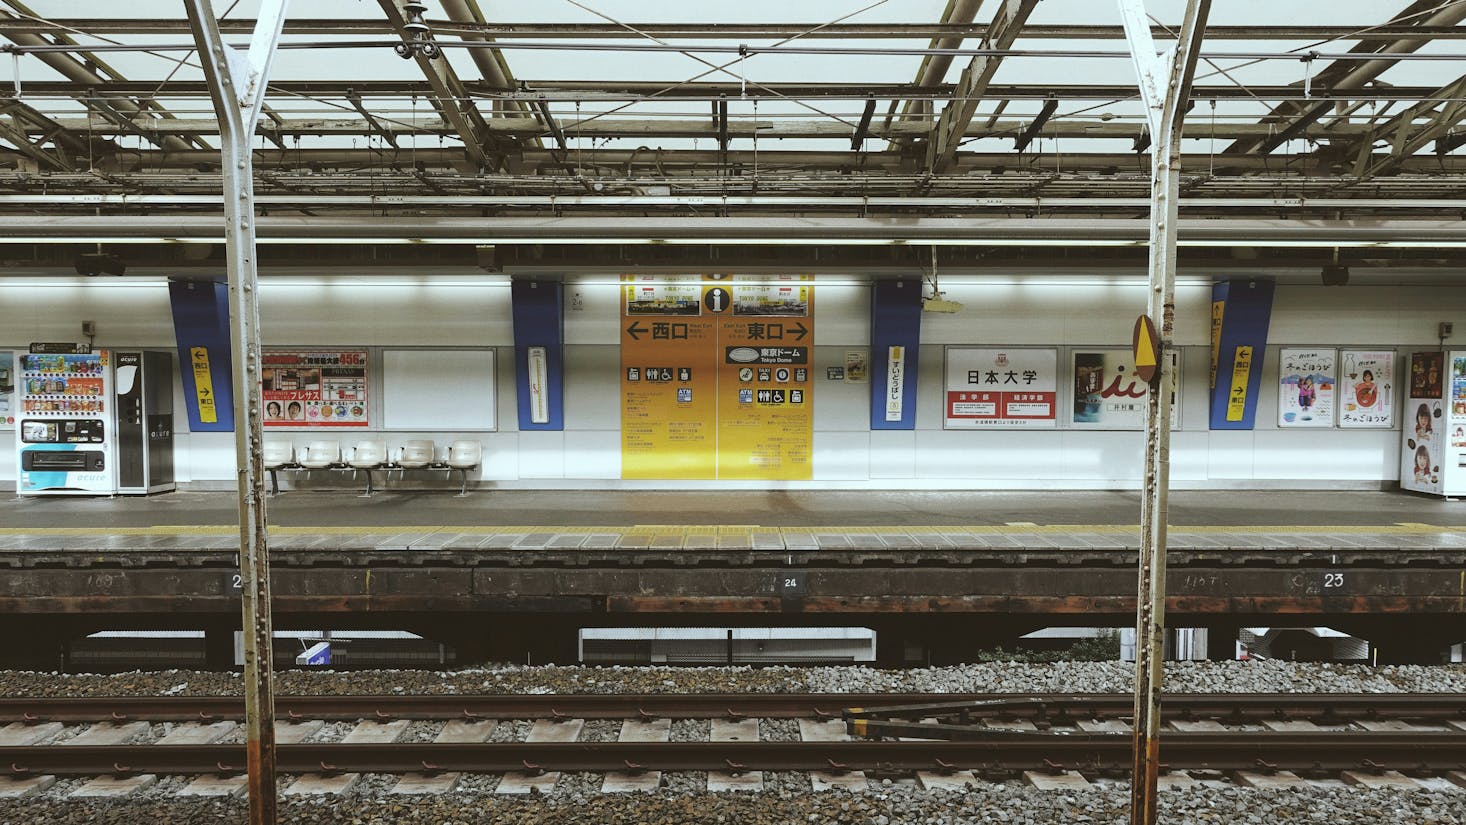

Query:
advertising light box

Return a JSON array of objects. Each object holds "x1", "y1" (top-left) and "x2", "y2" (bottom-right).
[
  {"x1": 1071, "y1": 349, "x2": 1179, "y2": 429},
  {"x1": 1277, "y1": 348, "x2": 1336, "y2": 427},
  {"x1": 944, "y1": 348, "x2": 1057, "y2": 429},
  {"x1": 1338, "y1": 350, "x2": 1395, "y2": 428},
  {"x1": 262, "y1": 349, "x2": 369, "y2": 427}
]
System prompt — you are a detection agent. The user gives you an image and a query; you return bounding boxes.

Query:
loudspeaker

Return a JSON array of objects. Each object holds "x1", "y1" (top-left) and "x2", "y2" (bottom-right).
[{"x1": 1320, "y1": 264, "x2": 1349, "y2": 286}]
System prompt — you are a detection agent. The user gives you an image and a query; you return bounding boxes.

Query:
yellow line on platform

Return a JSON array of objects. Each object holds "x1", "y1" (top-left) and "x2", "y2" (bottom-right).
[{"x1": 0, "y1": 523, "x2": 1462, "y2": 537}]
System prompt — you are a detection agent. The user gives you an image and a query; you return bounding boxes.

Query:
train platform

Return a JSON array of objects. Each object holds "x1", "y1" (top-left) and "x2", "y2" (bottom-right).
[
  {"x1": 2, "y1": 489, "x2": 1463, "y2": 668},
  {"x1": 2, "y1": 488, "x2": 1464, "y2": 540}
]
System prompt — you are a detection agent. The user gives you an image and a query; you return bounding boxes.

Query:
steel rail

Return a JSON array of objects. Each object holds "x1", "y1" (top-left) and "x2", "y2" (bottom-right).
[
  {"x1": 4, "y1": 733, "x2": 1465, "y2": 776},
  {"x1": 3, "y1": 693, "x2": 1464, "y2": 724}
]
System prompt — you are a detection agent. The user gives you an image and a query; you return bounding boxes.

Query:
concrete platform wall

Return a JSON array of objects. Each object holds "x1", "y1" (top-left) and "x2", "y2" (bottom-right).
[{"x1": 2, "y1": 275, "x2": 1462, "y2": 489}]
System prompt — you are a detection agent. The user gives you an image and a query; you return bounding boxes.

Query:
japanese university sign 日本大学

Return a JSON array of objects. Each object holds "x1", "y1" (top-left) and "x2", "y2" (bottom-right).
[{"x1": 944, "y1": 348, "x2": 1057, "y2": 428}]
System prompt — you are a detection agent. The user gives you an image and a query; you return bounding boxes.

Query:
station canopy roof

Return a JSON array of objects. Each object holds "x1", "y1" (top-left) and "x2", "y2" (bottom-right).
[{"x1": 2, "y1": 1, "x2": 1466, "y2": 272}]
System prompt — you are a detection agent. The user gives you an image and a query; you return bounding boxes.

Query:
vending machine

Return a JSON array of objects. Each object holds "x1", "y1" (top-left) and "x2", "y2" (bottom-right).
[
  {"x1": 1399, "y1": 350, "x2": 1466, "y2": 498},
  {"x1": 16, "y1": 345, "x2": 116, "y2": 495},
  {"x1": 114, "y1": 350, "x2": 176, "y2": 495}
]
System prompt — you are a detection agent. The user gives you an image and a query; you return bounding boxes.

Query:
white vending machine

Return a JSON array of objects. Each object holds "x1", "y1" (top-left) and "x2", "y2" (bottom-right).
[
  {"x1": 15, "y1": 345, "x2": 117, "y2": 495},
  {"x1": 1399, "y1": 350, "x2": 1466, "y2": 498}
]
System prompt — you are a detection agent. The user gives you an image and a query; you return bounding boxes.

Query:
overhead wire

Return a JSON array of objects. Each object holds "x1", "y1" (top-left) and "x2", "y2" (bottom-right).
[
  {"x1": 557, "y1": 0, "x2": 892, "y2": 131},
  {"x1": 956, "y1": 0, "x2": 1466, "y2": 151}
]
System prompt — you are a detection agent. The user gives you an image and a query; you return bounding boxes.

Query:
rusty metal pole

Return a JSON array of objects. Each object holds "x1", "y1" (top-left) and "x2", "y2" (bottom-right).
[
  {"x1": 1118, "y1": 2, "x2": 1209, "y2": 824},
  {"x1": 183, "y1": 3, "x2": 290, "y2": 824}
]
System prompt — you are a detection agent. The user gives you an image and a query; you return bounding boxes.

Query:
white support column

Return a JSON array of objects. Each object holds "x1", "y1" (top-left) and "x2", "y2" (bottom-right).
[
  {"x1": 182, "y1": 3, "x2": 289, "y2": 825},
  {"x1": 1118, "y1": 2, "x2": 1209, "y2": 825}
]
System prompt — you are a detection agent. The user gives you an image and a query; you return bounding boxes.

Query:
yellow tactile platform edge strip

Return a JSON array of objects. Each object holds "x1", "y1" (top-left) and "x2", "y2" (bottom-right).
[{"x1": 2, "y1": 523, "x2": 1464, "y2": 538}]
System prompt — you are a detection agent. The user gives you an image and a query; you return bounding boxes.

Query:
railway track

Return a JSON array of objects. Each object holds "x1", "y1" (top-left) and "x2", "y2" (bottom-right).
[
  {"x1": 6, "y1": 732, "x2": 1466, "y2": 776},
  {"x1": 3, "y1": 693, "x2": 1465, "y2": 782},
  {"x1": 5, "y1": 692, "x2": 1465, "y2": 723}
]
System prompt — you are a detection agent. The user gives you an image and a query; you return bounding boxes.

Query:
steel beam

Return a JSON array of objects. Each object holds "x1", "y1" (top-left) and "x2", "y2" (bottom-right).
[
  {"x1": 0, "y1": 214, "x2": 1464, "y2": 244},
  {"x1": 0, "y1": 4, "x2": 196, "y2": 153},
  {"x1": 1120, "y1": 1, "x2": 1208, "y2": 823},
  {"x1": 344, "y1": 89, "x2": 400, "y2": 149},
  {"x1": 6, "y1": 79, "x2": 1451, "y2": 102},
  {"x1": 926, "y1": 0, "x2": 1039, "y2": 170},
  {"x1": 1012, "y1": 96, "x2": 1057, "y2": 152},
  {"x1": 882, "y1": 0, "x2": 984, "y2": 139},
  {"x1": 1351, "y1": 74, "x2": 1466, "y2": 180},
  {"x1": 438, "y1": 0, "x2": 536, "y2": 127},
  {"x1": 0, "y1": 99, "x2": 106, "y2": 161},
  {"x1": 5, "y1": 19, "x2": 1464, "y2": 39},
  {"x1": 852, "y1": 95, "x2": 877, "y2": 150},
  {"x1": 10, "y1": 114, "x2": 1410, "y2": 142},
  {"x1": 182, "y1": 3, "x2": 289, "y2": 825},
  {"x1": 376, "y1": 0, "x2": 496, "y2": 170},
  {"x1": 1224, "y1": 1, "x2": 1466, "y2": 156},
  {"x1": 0, "y1": 115, "x2": 71, "y2": 171},
  {"x1": 11, "y1": 193, "x2": 1466, "y2": 211}
]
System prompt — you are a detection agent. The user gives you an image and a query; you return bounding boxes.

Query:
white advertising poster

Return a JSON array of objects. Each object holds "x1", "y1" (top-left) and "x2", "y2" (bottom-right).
[
  {"x1": 945, "y1": 347, "x2": 1057, "y2": 428},
  {"x1": 1071, "y1": 349, "x2": 1179, "y2": 429},
  {"x1": 1278, "y1": 348, "x2": 1336, "y2": 427},
  {"x1": 0, "y1": 350, "x2": 14, "y2": 428},
  {"x1": 1338, "y1": 350, "x2": 1395, "y2": 428}
]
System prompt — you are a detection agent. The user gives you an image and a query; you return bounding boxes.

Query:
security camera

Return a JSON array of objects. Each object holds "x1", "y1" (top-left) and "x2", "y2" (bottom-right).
[{"x1": 74, "y1": 252, "x2": 125, "y2": 277}]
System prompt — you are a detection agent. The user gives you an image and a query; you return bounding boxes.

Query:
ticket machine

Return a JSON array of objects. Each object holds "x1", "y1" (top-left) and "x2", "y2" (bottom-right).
[{"x1": 16, "y1": 345, "x2": 116, "y2": 495}]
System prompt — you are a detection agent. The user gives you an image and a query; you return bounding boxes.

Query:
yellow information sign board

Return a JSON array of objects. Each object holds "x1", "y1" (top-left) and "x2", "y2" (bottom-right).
[
  {"x1": 1226, "y1": 344, "x2": 1252, "y2": 422},
  {"x1": 189, "y1": 346, "x2": 218, "y2": 424},
  {"x1": 621, "y1": 276, "x2": 813, "y2": 480}
]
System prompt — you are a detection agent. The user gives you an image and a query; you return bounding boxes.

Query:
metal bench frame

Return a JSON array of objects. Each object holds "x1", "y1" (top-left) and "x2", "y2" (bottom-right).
[{"x1": 266, "y1": 459, "x2": 480, "y2": 496}]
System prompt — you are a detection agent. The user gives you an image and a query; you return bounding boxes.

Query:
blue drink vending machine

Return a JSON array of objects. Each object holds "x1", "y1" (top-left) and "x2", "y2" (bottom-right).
[{"x1": 16, "y1": 344, "x2": 117, "y2": 495}]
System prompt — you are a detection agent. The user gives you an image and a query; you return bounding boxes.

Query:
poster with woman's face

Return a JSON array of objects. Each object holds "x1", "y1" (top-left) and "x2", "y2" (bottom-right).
[
  {"x1": 1277, "y1": 348, "x2": 1335, "y2": 427},
  {"x1": 1401, "y1": 398, "x2": 1444, "y2": 493},
  {"x1": 261, "y1": 350, "x2": 369, "y2": 427},
  {"x1": 1401, "y1": 353, "x2": 1446, "y2": 494},
  {"x1": 1339, "y1": 350, "x2": 1394, "y2": 428}
]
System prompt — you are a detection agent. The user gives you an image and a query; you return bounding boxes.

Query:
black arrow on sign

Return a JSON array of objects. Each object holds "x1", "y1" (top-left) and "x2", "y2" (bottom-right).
[
  {"x1": 789, "y1": 321, "x2": 808, "y2": 340},
  {"x1": 626, "y1": 321, "x2": 646, "y2": 341}
]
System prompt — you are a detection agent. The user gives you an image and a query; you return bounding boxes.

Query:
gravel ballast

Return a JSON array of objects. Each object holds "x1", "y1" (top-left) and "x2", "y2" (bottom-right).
[
  {"x1": 0, "y1": 785, "x2": 1460, "y2": 825},
  {"x1": 5, "y1": 660, "x2": 1466, "y2": 698},
  {"x1": 4, "y1": 662, "x2": 1464, "y2": 823}
]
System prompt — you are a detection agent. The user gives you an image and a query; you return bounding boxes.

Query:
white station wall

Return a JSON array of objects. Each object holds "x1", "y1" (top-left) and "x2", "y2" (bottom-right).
[{"x1": 2, "y1": 276, "x2": 1462, "y2": 490}]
